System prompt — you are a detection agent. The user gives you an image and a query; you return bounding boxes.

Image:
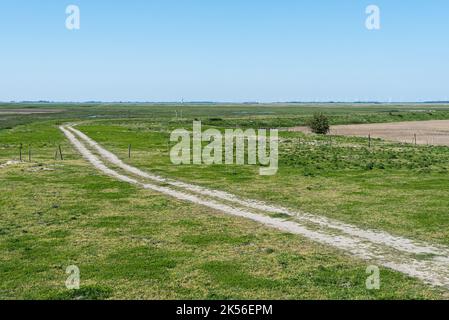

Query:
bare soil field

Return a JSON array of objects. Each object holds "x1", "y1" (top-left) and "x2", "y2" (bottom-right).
[
  {"x1": 290, "y1": 120, "x2": 449, "y2": 146},
  {"x1": 0, "y1": 109, "x2": 63, "y2": 115}
]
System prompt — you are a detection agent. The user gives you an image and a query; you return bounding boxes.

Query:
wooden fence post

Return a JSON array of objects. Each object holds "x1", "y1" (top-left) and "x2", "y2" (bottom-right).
[
  {"x1": 128, "y1": 144, "x2": 131, "y2": 159},
  {"x1": 59, "y1": 145, "x2": 63, "y2": 160},
  {"x1": 28, "y1": 145, "x2": 31, "y2": 162},
  {"x1": 19, "y1": 143, "x2": 23, "y2": 161}
]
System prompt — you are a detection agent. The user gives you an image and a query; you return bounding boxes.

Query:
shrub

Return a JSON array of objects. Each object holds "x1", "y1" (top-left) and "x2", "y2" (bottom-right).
[{"x1": 308, "y1": 113, "x2": 330, "y2": 135}]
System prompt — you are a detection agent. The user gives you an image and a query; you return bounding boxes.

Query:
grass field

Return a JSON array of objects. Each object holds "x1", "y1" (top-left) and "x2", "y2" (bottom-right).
[{"x1": 2, "y1": 103, "x2": 449, "y2": 299}]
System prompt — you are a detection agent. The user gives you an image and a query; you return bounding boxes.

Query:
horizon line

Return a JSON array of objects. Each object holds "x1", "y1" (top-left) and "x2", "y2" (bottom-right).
[{"x1": 2, "y1": 100, "x2": 449, "y2": 105}]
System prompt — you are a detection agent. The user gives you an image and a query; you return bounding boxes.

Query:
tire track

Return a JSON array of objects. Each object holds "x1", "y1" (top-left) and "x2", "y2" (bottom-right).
[
  {"x1": 60, "y1": 125, "x2": 449, "y2": 289},
  {"x1": 67, "y1": 125, "x2": 449, "y2": 257}
]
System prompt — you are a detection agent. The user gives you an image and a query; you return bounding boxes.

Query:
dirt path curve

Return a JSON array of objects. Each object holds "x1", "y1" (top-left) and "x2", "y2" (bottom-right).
[{"x1": 61, "y1": 125, "x2": 449, "y2": 289}]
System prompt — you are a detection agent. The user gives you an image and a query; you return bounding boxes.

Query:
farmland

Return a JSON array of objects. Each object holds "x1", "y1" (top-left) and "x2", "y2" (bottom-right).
[
  {"x1": 2, "y1": 103, "x2": 449, "y2": 299},
  {"x1": 292, "y1": 120, "x2": 449, "y2": 146}
]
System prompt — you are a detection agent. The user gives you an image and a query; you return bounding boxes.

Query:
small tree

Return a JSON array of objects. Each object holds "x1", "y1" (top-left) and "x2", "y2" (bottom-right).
[{"x1": 308, "y1": 113, "x2": 330, "y2": 135}]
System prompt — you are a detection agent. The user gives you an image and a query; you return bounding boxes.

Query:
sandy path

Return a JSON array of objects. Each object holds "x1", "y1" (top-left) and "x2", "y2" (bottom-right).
[
  {"x1": 0, "y1": 160, "x2": 22, "y2": 169},
  {"x1": 61, "y1": 125, "x2": 449, "y2": 289},
  {"x1": 290, "y1": 120, "x2": 449, "y2": 146},
  {"x1": 67, "y1": 125, "x2": 449, "y2": 257}
]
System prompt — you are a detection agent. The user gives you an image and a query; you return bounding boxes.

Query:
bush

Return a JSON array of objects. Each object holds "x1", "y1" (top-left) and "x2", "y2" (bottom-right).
[{"x1": 308, "y1": 113, "x2": 330, "y2": 135}]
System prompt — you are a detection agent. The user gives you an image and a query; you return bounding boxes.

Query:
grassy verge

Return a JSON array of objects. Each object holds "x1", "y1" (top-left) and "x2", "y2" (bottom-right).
[
  {"x1": 3, "y1": 104, "x2": 449, "y2": 299},
  {"x1": 0, "y1": 122, "x2": 448, "y2": 299},
  {"x1": 76, "y1": 120, "x2": 449, "y2": 247}
]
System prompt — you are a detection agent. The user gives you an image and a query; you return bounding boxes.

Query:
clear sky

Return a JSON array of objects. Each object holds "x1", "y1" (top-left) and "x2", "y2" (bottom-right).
[{"x1": 0, "y1": 0, "x2": 448, "y2": 102}]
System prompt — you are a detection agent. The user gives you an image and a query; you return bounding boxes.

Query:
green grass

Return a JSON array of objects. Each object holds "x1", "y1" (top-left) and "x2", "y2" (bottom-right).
[
  {"x1": 72, "y1": 117, "x2": 449, "y2": 246},
  {"x1": 2, "y1": 103, "x2": 449, "y2": 299},
  {"x1": 2, "y1": 102, "x2": 449, "y2": 131},
  {"x1": 2, "y1": 155, "x2": 445, "y2": 299}
]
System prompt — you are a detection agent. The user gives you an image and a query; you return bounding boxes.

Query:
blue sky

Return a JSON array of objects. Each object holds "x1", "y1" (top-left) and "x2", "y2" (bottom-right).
[{"x1": 0, "y1": 0, "x2": 448, "y2": 102}]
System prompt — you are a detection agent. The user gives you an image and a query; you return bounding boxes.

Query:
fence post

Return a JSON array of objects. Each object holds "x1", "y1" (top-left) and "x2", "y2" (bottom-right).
[
  {"x1": 28, "y1": 145, "x2": 31, "y2": 162},
  {"x1": 414, "y1": 133, "x2": 417, "y2": 145},
  {"x1": 128, "y1": 144, "x2": 131, "y2": 159},
  {"x1": 59, "y1": 145, "x2": 63, "y2": 160},
  {"x1": 368, "y1": 134, "x2": 371, "y2": 148},
  {"x1": 19, "y1": 143, "x2": 23, "y2": 161}
]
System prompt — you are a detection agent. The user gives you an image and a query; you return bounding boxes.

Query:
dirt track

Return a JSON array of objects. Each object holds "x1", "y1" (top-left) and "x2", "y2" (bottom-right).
[
  {"x1": 61, "y1": 124, "x2": 449, "y2": 289},
  {"x1": 290, "y1": 120, "x2": 449, "y2": 146}
]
